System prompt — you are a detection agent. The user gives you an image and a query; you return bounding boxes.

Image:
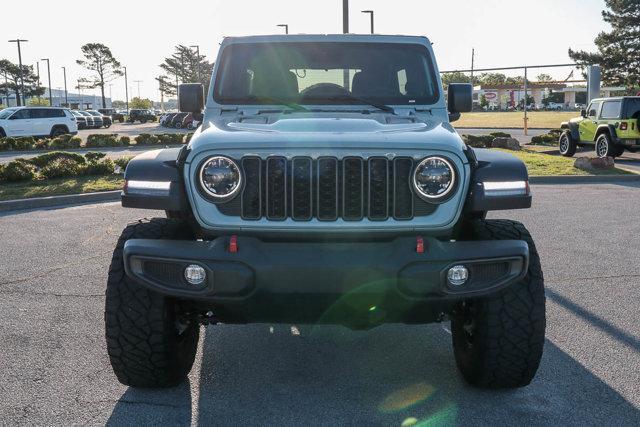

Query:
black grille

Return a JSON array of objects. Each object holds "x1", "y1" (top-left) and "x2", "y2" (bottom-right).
[{"x1": 221, "y1": 156, "x2": 438, "y2": 221}]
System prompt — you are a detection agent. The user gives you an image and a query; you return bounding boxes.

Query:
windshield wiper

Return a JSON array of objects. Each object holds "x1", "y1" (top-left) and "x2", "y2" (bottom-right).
[
  {"x1": 325, "y1": 95, "x2": 397, "y2": 115},
  {"x1": 245, "y1": 95, "x2": 310, "y2": 112}
]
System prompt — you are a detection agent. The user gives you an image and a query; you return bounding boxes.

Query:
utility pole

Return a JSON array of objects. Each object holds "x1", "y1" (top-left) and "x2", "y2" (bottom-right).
[
  {"x1": 36, "y1": 62, "x2": 40, "y2": 85},
  {"x1": 123, "y1": 66, "x2": 129, "y2": 112},
  {"x1": 41, "y1": 58, "x2": 52, "y2": 106},
  {"x1": 62, "y1": 66, "x2": 68, "y2": 107},
  {"x1": 108, "y1": 83, "x2": 113, "y2": 104},
  {"x1": 3, "y1": 71, "x2": 9, "y2": 106},
  {"x1": 133, "y1": 80, "x2": 142, "y2": 98},
  {"x1": 470, "y1": 48, "x2": 475, "y2": 82},
  {"x1": 342, "y1": 0, "x2": 349, "y2": 90},
  {"x1": 361, "y1": 10, "x2": 374, "y2": 34},
  {"x1": 277, "y1": 24, "x2": 289, "y2": 34},
  {"x1": 8, "y1": 39, "x2": 28, "y2": 106},
  {"x1": 523, "y1": 67, "x2": 528, "y2": 136},
  {"x1": 78, "y1": 79, "x2": 83, "y2": 109},
  {"x1": 190, "y1": 45, "x2": 201, "y2": 82}
]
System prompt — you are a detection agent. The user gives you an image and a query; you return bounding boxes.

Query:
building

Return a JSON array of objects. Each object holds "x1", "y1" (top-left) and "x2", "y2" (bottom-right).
[{"x1": 1, "y1": 88, "x2": 112, "y2": 109}]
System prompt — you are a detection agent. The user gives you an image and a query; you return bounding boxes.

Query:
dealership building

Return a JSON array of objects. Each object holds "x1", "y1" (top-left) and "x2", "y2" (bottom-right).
[{"x1": 2, "y1": 88, "x2": 112, "y2": 109}]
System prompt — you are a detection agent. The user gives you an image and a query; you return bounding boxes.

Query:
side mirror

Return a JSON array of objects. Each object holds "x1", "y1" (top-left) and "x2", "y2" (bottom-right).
[
  {"x1": 580, "y1": 109, "x2": 587, "y2": 118},
  {"x1": 447, "y1": 83, "x2": 473, "y2": 122},
  {"x1": 178, "y1": 83, "x2": 204, "y2": 114}
]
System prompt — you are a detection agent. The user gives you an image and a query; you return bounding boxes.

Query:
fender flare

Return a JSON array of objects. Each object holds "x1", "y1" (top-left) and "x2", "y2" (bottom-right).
[
  {"x1": 596, "y1": 124, "x2": 621, "y2": 143},
  {"x1": 560, "y1": 121, "x2": 580, "y2": 141}
]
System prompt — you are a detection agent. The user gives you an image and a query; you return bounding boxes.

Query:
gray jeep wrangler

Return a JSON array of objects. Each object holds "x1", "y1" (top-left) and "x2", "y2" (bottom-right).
[{"x1": 106, "y1": 34, "x2": 545, "y2": 389}]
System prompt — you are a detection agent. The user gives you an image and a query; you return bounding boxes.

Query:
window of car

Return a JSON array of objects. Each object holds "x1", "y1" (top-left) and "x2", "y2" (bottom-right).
[
  {"x1": 10, "y1": 109, "x2": 31, "y2": 119},
  {"x1": 30, "y1": 108, "x2": 65, "y2": 119},
  {"x1": 0, "y1": 107, "x2": 19, "y2": 119},
  {"x1": 623, "y1": 98, "x2": 640, "y2": 119},
  {"x1": 587, "y1": 102, "x2": 600, "y2": 118},
  {"x1": 600, "y1": 101, "x2": 621, "y2": 119}
]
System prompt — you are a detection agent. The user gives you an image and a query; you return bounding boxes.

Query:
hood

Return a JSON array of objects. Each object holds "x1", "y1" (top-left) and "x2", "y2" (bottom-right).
[{"x1": 189, "y1": 113, "x2": 466, "y2": 153}]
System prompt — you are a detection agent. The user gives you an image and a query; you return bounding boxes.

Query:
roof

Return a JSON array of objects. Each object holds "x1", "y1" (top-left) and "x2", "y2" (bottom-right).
[
  {"x1": 590, "y1": 96, "x2": 640, "y2": 102},
  {"x1": 221, "y1": 34, "x2": 431, "y2": 45}
]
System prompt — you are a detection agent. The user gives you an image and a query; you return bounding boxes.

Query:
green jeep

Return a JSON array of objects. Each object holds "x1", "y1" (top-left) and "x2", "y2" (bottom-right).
[{"x1": 559, "y1": 96, "x2": 640, "y2": 158}]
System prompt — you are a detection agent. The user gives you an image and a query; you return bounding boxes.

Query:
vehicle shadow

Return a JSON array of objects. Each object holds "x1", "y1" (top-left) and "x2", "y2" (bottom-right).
[{"x1": 192, "y1": 323, "x2": 640, "y2": 426}]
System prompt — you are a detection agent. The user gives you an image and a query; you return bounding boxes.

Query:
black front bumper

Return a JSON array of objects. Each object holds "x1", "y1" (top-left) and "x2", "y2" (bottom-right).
[{"x1": 123, "y1": 236, "x2": 528, "y2": 327}]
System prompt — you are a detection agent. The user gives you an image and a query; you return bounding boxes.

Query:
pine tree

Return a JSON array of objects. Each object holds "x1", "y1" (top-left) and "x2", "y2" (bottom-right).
[
  {"x1": 569, "y1": 0, "x2": 640, "y2": 91},
  {"x1": 76, "y1": 43, "x2": 123, "y2": 108},
  {"x1": 156, "y1": 45, "x2": 214, "y2": 97},
  {"x1": 0, "y1": 60, "x2": 45, "y2": 106}
]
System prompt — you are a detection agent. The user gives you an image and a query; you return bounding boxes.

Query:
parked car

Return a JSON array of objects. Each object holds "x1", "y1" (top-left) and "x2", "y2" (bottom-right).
[
  {"x1": 160, "y1": 113, "x2": 178, "y2": 127},
  {"x1": 81, "y1": 110, "x2": 103, "y2": 129},
  {"x1": 127, "y1": 109, "x2": 156, "y2": 124},
  {"x1": 75, "y1": 110, "x2": 96, "y2": 128},
  {"x1": 98, "y1": 108, "x2": 125, "y2": 123},
  {"x1": 560, "y1": 96, "x2": 640, "y2": 158},
  {"x1": 546, "y1": 102, "x2": 564, "y2": 111},
  {"x1": 110, "y1": 34, "x2": 545, "y2": 391},
  {"x1": 169, "y1": 112, "x2": 188, "y2": 128},
  {"x1": 0, "y1": 107, "x2": 78, "y2": 137},
  {"x1": 181, "y1": 113, "x2": 200, "y2": 130},
  {"x1": 71, "y1": 110, "x2": 88, "y2": 130},
  {"x1": 87, "y1": 110, "x2": 112, "y2": 128}
]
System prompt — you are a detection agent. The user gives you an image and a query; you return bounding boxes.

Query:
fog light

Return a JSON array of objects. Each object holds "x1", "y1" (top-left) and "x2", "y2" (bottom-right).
[
  {"x1": 184, "y1": 264, "x2": 206, "y2": 285},
  {"x1": 447, "y1": 265, "x2": 468, "y2": 287}
]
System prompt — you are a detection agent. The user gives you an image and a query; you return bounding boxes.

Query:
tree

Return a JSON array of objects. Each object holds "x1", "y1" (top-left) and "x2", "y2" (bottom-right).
[
  {"x1": 441, "y1": 71, "x2": 475, "y2": 89},
  {"x1": 111, "y1": 100, "x2": 126, "y2": 109},
  {"x1": 129, "y1": 97, "x2": 153, "y2": 109},
  {"x1": 536, "y1": 74, "x2": 553, "y2": 82},
  {"x1": 569, "y1": 0, "x2": 640, "y2": 91},
  {"x1": 0, "y1": 59, "x2": 45, "y2": 106},
  {"x1": 157, "y1": 45, "x2": 214, "y2": 97},
  {"x1": 479, "y1": 94, "x2": 489, "y2": 109},
  {"x1": 77, "y1": 43, "x2": 123, "y2": 109}
]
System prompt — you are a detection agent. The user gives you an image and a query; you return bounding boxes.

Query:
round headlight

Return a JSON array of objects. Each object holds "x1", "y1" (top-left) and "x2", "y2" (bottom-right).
[
  {"x1": 413, "y1": 156, "x2": 456, "y2": 201},
  {"x1": 199, "y1": 156, "x2": 242, "y2": 201}
]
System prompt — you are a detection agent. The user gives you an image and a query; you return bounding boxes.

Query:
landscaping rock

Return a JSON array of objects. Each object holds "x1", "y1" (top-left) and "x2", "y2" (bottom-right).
[
  {"x1": 574, "y1": 156, "x2": 615, "y2": 171},
  {"x1": 491, "y1": 137, "x2": 521, "y2": 150}
]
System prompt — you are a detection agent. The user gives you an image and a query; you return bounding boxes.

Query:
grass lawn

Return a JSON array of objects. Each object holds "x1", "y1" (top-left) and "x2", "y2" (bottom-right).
[
  {"x1": 0, "y1": 175, "x2": 123, "y2": 201},
  {"x1": 455, "y1": 111, "x2": 576, "y2": 129},
  {"x1": 494, "y1": 149, "x2": 631, "y2": 176}
]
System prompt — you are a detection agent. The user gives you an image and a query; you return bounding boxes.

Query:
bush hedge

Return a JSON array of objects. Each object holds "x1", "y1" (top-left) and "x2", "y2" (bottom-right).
[
  {"x1": 1, "y1": 160, "x2": 37, "y2": 182},
  {"x1": 530, "y1": 129, "x2": 562, "y2": 146},
  {"x1": 48, "y1": 134, "x2": 82, "y2": 149},
  {"x1": 40, "y1": 158, "x2": 83, "y2": 179},
  {"x1": 0, "y1": 133, "x2": 188, "y2": 151},
  {"x1": 27, "y1": 151, "x2": 86, "y2": 168},
  {"x1": 86, "y1": 134, "x2": 123, "y2": 148}
]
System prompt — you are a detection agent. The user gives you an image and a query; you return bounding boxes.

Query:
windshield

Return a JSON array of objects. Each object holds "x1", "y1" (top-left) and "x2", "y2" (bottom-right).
[
  {"x1": 214, "y1": 42, "x2": 440, "y2": 107},
  {"x1": 87, "y1": 111, "x2": 101, "y2": 116},
  {"x1": 0, "y1": 108, "x2": 19, "y2": 119}
]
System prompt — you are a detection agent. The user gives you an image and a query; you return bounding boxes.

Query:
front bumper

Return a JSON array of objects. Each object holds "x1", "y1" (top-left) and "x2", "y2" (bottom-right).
[{"x1": 123, "y1": 236, "x2": 528, "y2": 327}]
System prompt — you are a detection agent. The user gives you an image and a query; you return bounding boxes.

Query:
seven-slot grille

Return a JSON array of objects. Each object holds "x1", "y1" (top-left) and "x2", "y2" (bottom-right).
[{"x1": 218, "y1": 156, "x2": 437, "y2": 221}]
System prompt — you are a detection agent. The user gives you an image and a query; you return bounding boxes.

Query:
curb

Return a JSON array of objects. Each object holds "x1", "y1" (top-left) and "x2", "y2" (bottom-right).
[
  {"x1": 530, "y1": 175, "x2": 640, "y2": 184},
  {"x1": 0, "y1": 190, "x2": 121, "y2": 213},
  {"x1": 456, "y1": 127, "x2": 552, "y2": 131}
]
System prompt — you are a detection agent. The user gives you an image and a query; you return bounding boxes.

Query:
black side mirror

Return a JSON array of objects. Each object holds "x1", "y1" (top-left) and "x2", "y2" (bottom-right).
[
  {"x1": 447, "y1": 83, "x2": 473, "y2": 122},
  {"x1": 580, "y1": 109, "x2": 587, "y2": 118},
  {"x1": 178, "y1": 83, "x2": 204, "y2": 114}
]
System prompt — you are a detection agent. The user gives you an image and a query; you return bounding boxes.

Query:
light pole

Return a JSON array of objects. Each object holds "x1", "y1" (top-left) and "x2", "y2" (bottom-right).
[
  {"x1": 133, "y1": 80, "x2": 142, "y2": 98},
  {"x1": 190, "y1": 45, "x2": 200, "y2": 82},
  {"x1": 62, "y1": 66, "x2": 68, "y2": 107},
  {"x1": 77, "y1": 80, "x2": 83, "y2": 109},
  {"x1": 3, "y1": 71, "x2": 9, "y2": 106},
  {"x1": 342, "y1": 1, "x2": 349, "y2": 89},
  {"x1": 108, "y1": 83, "x2": 113, "y2": 104},
  {"x1": 123, "y1": 66, "x2": 129, "y2": 113},
  {"x1": 41, "y1": 58, "x2": 52, "y2": 106},
  {"x1": 361, "y1": 10, "x2": 374, "y2": 34},
  {"x1": 8, "y1": 39, "x2": 28, "y2": 106},
  {"x1": 277, "y1": 24, "x2": 289, "y2": 34}
]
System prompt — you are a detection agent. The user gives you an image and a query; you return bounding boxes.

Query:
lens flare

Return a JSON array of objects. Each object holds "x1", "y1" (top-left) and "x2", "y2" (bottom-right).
[{"x1": 378, "y1": 382, "x2": 434, "y2": 413}]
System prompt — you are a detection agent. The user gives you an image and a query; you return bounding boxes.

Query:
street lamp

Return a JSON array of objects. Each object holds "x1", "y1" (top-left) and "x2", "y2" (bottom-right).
[
  {"x1": 277, "y1": 24, "x2": 289, "y2": 34},
  {"x1": 361, "y1": 10, "x2": 374, "y2": 34},
  {"x1": 190, "y1": 45, "x2": 200, "y2": 81},
  {"x1": 62, "y1": 66, "x2": 68, "y2": 107},
  {"x1": 133, "y1": 80, "x2": 142, "y2": 98},
  {"x1": 41, "y1": 58, "x2": 52, "y2": 106},
  {"x1": 123, "y1": 66, "x2": 129, "y2": 113},
  {"x1": 8, "y1": 38, "x2": 28, "y2": 106}
]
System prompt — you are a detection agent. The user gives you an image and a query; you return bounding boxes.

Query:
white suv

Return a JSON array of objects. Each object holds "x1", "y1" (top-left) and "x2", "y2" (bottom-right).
[{"x1": 0, "y1": 107, "x2": 78, "y2": 138}]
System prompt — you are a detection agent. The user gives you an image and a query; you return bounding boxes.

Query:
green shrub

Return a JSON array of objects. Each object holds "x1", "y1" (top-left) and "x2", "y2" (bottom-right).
[
  {"x1": 135, "y1": 133, "x2": 160, "y2": 145},
  {"x1": 157, "y1": 133, "x2": 185, "y2": 145},
  {"x1": 462, "y1": 134, "x2": 494, "y2": 148},
  {"x1": 40, "y1": 158, "x2": 83, "y2": 179},
  {"x1": 1, "y1": 160, "x2": 37, "y2": 182},
  {"x1": 118, "y1": 136, "x2": 131, "y2": 145},
  {"x1": 82, "y1": 159, "x2": 115, "y2": 176},
  {"x1": 85, "y1": 152, "x2": 107, "y2": 162},
  {"x1": 0, "y1": 136, "x2": 36, "y2": 151},
  {"x1": 85, "y1": 134, "x2": 121, "y2": 147},
  {"x1": 33, "y1": 139, "x2": 50, "y2": 150},
  {"x1": 114, "y1": 157, "x2": 132, "y2": 172},
  {"x1": 48, "y1": 134, "x2": 81, "y2": 149},
  {"x1": 489, "y1": 132, "x2": 512, "y2": 138},
  {"x1": 530, "y1": 133, "x2": 559, "y2": 146},
  {"x1": 184, "y1": 133, "x2": 194, "y2": 144},
  {"x1": 28, "y1": 151, "x2": 86, "y2": 168}
]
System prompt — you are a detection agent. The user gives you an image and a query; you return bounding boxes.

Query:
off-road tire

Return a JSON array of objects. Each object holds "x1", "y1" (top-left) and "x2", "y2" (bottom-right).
[
  {"x1": 105, "y1": 218, "x2": 200, "y2": 388},
  {"x1": 0, "y1": 128, "x2": 5, "y2": 137},
  {"x1": 118, "y1": 117, "x2": 124, "y2": 123},
  {"x1": 50, "y1": 126, "x2": 67, "y2": 137},
  {"x1": 595, "y1": 132, "x2": 618, "y2": 158},
  {"x1": 558, "y1": 130, "x2": 577, "y2": 157},
  {"x1": 452, "y1": 219, "x2": 546, "y2": 389}
]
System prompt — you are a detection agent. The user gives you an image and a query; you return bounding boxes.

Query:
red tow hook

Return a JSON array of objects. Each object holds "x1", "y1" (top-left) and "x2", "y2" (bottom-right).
[
  {"x1": 416, "y1": 236, "x2": 425, "y2": 254},
  {"x1": 228, "y1": 235, "x2": 238, "y2": 253}
]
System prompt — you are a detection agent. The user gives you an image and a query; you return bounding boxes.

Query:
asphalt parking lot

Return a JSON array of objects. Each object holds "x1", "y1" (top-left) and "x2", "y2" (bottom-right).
[{"x1": 1, "y1": 183, "x2": 639, "y2": 425}]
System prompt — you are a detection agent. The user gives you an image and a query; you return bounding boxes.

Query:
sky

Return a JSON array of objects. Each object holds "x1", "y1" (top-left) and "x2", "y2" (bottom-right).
[{"x1": 0, "y1": 0, "x2": 609, "y2": 102}]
